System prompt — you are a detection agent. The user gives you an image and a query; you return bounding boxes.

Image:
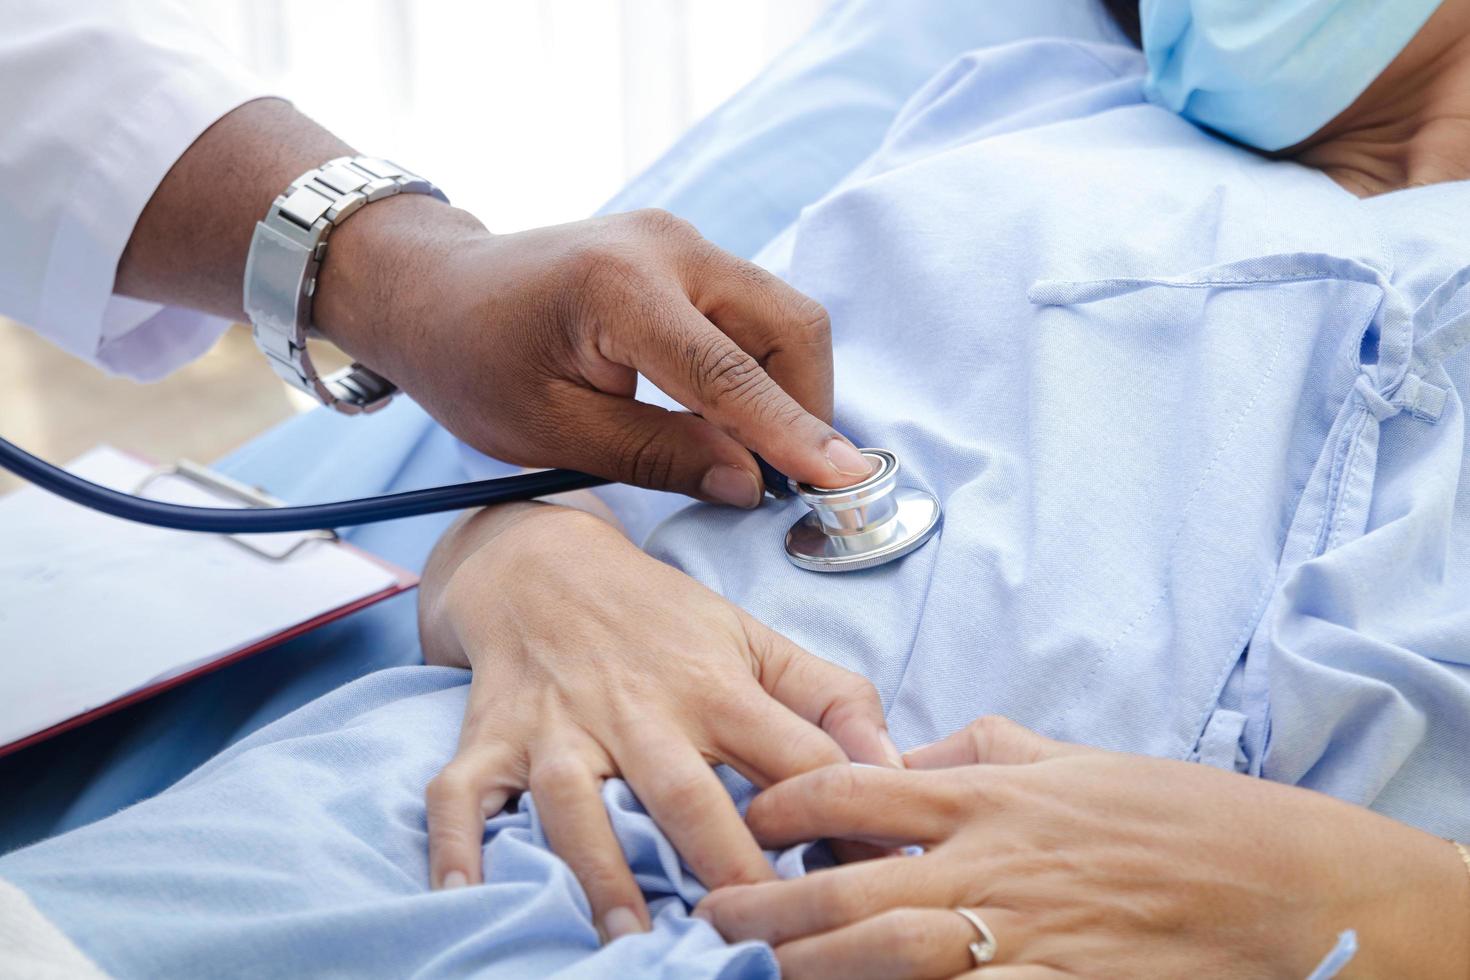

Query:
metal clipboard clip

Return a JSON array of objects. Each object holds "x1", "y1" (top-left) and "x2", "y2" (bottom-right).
[{"x1": 132, "y1": 459, "x2": 338, "y2": 561}]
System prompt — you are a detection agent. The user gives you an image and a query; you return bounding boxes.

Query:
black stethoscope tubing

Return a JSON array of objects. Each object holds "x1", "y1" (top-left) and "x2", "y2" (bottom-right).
[{"x1": 0, "y1": 434, "x2": 609, "y2": 533}]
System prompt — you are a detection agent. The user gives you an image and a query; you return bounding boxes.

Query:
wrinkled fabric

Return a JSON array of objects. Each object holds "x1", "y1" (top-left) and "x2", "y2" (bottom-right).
[
  {"x1": 3, "y1": 669, "x2": 783, "y2": 978},
  {"x1": 6, "y1": 5, "x2": 1470, "y2": 980},
  {"x1": 1140, "y1": 0, "x2": 1440, "y2": 151},
  {"x1": 640, "y1": 36, "x2": 1470, "y2": 840}
]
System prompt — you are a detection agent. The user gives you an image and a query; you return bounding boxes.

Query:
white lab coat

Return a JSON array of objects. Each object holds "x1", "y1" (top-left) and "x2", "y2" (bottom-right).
[{"x1": 0, "y1": 0, "x2": 268, "y2": 380}]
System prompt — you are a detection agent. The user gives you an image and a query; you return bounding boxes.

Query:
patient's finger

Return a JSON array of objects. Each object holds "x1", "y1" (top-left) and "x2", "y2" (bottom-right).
[
  {"x1": 746, "y1": 764, "x2": 959, "y2": 849},
  {"x1": 743, "y1": 613, "x2": 901, "y2": 768},
  {"x1": 711, "y1": 684, "x2": 848, "y2": 789},
  {"x1": 529, "y1": 749, "x2": 649, "y2": 942},
  {"x1": 425, "y1": 747, "x2": 517, "y2": 889},
  {"x1": 959, "y1": 968, "x2": 1067, "y2": 980},
  {"x1": 696, "y1": 853, "x2": 961, "y2": 946},
  {"x1": 775, "y1": 906, "x2": 1030, "y2": 980},
  {"x1": 904, "y1": 716, "x2": 1091, "y2": 771},
  {"x1": 618, "y1": 738, "x2": 774, "y2": 890}
]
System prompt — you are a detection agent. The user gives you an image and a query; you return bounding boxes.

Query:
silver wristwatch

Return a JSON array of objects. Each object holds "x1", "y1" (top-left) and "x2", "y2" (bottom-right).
[{"x1": 243, "y1": 156, "x2": 448, "y2": 414}]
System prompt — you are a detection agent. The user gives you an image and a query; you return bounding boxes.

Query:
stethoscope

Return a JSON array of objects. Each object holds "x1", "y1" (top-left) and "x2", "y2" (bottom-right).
[{"x1": 0, "y1": 435, "x2": 941, "y2": 572}]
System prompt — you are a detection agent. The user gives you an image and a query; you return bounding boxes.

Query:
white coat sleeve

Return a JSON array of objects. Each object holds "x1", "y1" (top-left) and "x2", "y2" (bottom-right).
[{"x1": 0, "y1": 0, "x2": 275, "y2": 380}]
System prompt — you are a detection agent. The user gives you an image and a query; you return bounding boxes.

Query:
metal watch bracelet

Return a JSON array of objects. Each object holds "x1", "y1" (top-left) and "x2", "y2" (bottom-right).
[{"x1": 243, "y1": 156, "x2": 448, "y2": 414}]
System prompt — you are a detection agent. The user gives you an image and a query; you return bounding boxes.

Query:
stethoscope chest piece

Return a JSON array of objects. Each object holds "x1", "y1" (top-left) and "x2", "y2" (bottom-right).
[{"x1": 783, "y1": 448, "x2": 941, "y2": 573}]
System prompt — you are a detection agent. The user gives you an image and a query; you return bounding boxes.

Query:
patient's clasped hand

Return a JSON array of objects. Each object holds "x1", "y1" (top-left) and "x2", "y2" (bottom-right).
[{"x1": 417, "y1": 501, "x2": 900, "y2": 927}]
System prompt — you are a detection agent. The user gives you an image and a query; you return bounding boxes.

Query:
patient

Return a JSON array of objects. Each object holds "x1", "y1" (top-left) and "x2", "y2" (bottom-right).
[{"x1": 5, "y1": 1, "x2": 1470, "y2": 977}]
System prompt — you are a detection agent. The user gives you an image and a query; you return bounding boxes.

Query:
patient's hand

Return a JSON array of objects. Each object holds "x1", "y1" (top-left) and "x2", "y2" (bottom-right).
[
  {"x1": 697, "y1": 717, "x2": 1470, "y2": 979},
  {"x1": 416, "y1": 502, "x2": 900, "y2": 941}
]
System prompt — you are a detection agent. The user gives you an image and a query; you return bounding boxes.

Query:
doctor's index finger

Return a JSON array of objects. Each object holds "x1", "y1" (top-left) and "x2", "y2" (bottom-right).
[
  {"x1": 679, "y1": 242, "x2": 835, "y2": 422},
  {"x1": 633, "y1": 308, "x2": 864, "y2": 489},
  {"x1": 620, "y1": 291, "x2": 869, "y2": 490}
]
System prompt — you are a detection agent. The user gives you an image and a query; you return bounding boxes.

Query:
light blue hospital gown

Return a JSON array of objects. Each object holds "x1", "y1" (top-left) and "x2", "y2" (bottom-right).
[{"x1": 6, "y1": 6, "x2": 1470, "y2": 978}]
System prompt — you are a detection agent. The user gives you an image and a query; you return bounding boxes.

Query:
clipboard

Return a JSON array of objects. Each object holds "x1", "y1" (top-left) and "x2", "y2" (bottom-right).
[{"x1": 0, "y1": 446, "x2": 417, "y2": 758}]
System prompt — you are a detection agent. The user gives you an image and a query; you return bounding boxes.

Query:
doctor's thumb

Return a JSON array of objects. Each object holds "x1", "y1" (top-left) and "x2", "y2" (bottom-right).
[{"x1": 554, "y1": 384, "x2": 765, "y2": 507}]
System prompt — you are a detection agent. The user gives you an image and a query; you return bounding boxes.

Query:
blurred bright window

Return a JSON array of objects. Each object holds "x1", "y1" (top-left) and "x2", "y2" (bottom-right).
[{"x1": 191, "y1": 1, "x2": 829, "y2": 231}]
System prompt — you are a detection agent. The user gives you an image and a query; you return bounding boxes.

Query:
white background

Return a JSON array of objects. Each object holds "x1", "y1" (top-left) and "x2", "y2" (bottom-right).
[{"x1": 191, "y1": 1, "x2": 829, "y2": 231}]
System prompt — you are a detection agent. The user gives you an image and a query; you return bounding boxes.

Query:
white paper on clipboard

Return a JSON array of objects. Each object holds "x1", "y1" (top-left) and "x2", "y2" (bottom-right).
[{"x1": 0, "y1": 445, "x2": 412, "y2": 751}]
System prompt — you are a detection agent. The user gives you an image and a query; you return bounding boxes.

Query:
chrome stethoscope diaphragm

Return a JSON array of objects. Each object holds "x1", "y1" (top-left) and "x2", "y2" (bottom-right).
[{"x1": 783, "y1": 448, "x2": 942, "y2": 572}]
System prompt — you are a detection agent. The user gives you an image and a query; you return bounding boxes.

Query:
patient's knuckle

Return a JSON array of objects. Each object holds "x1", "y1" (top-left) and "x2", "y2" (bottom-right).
[
  {"x1": 426, "y1": 765, "x2": 473, "y2": 805},
  {"x1": 836, "y1": 671, "x2": 882, "y2": 712},
  {"x1": 968, "y1": 714, "x2": 1053, "y2": 765},
  {"x1": 880, "y1": 909, "x2": 945, "y2": 966},
  {"x1": 790, "y1": 764, "x2": 861, "y2": 817},
  {"x1": 743, "y1": 788, "x2": 779, "y2": 832},
  {"x1": 969, "y1": 714, "x2": 1019, "y2": 737},
  {"x1": 654, "y1": 767, "x2": 712, "y2": 815},
  {"x1": 791, "y1": 732, "x2": 847, "y2": 771},
  {"x1": 874, "y1": 907, "x2": 924, "y2": 941},
  {"x1": 571, "y1": 858, "x2": 628, "y2": 901},
  {"x1": 694, "y1": 891, "x2": 730, "y2": 925},
  {"x1": 720, "y1": 865, "x2": 770, "y2": 889},
  {"x1": 967, "y1": 714, "x2": 1021, "y2": 751},
  {"x1": 823, "y1": 873, "x2": 874, "y2": 921},
  {"x1": 528, "y1": 754, "x2": 587, "y2": 799},
  {"x1": 819, "y1": 761, "x2": 861, "y2": 799}
]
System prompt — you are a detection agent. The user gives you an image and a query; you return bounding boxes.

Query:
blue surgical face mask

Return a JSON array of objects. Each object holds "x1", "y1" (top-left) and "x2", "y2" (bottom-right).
[{"x1": 1140, "y1": 0, "x2": 1442, "y2": 151}]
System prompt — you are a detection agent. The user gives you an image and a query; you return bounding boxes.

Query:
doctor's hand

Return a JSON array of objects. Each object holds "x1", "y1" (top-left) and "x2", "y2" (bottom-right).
[
  {"x1": 117, "y1": 99, "x2": 866, "y2": 505},
  {"x1": 694, "y1": 717, "x2": 1470, "y2": 980},
  {"x1": 416, "y1": 501, "x2": 902, "y2": 941},
  {"x1": 311, "y1": 193, "x2": 868, "y2": 505}
]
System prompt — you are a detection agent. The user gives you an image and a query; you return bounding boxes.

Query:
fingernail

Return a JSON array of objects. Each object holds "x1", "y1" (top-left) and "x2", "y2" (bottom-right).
[
  {"x1": 691, "y1": 904, "x2": 714, "y2": 924},
  {"x1": 700, "y1": 465, "x2": 761, "y2": 509},
  {"x1": 881, "y1": 732, "x2": 906, "y2": 769},
  {"x1": 440, "y1": 870, "x2": 468, "y2": 890},
  {"x1": 825, "y1": 438, "x2": 872, "y2": 479},
  {"x1": 602, "y1": 906, "x2": 644, "y2": 941}
]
